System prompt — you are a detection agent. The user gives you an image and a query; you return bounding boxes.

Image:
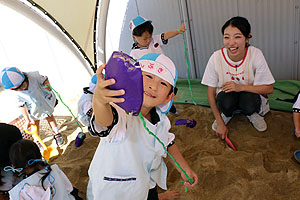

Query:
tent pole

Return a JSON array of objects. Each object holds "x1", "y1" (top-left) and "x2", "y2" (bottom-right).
[{"x1": 94, "y1": 0, "x2": 110, "y2": 69}]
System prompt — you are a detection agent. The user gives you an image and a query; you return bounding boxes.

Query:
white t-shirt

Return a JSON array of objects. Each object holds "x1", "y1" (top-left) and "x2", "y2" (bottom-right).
[
  {"x1": 130, "y1": 34, "x2": 168, "y2": 60},
  {"x1": 293, "y1": 92, "x2": 300, "y2": 112},
  {"x1": 87, "y1": 104, "x2": 175, "y2": 200},
  {"x1": 202, "y1": 46, "x2": 275, "y2": 94}
]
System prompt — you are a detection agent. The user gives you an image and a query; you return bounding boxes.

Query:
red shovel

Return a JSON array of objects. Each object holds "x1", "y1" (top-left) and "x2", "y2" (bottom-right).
[{"x1": 225, "y1": 136, "x2": 237, "y2": 151}]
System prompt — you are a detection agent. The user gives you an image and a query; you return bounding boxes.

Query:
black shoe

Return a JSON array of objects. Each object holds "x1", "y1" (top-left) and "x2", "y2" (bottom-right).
[
  {"x1": 169, "y1": 105, "x2": 177, "y2": 114},
  {"x1": 53, "y1": 133, "x2": 64, "y2": 146}
]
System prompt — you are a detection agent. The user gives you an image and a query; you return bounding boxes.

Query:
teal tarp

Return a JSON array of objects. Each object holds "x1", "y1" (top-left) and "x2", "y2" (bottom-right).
[{"x1": 174, "y1": 79, "x2": 300, "y2": 112}]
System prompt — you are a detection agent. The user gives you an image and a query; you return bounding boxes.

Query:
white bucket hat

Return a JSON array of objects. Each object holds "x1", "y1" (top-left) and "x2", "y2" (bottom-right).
[{"x1": 138, "y1": 53, "x2": 177, "y2": 113}]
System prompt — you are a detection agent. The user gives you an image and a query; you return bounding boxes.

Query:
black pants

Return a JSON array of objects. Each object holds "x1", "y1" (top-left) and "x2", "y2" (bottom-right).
[
  {"x1": 147, "y1": 187, "x2": 159, "y2": 200},
  {"x1": 216, "y1": 91, "x2": 261, "y2": 117}
]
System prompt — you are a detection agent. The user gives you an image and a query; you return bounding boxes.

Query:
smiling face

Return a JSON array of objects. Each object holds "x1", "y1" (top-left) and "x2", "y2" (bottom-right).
[
  {"x1": 133, "y1": 31, "x2": 152, "y2": 48},
  {"x1": 223, "y1": 25, "x2": 249, "y2": 62},
  {"x1": 142, "y1": 71, "x2": 174, "y2": 110}
]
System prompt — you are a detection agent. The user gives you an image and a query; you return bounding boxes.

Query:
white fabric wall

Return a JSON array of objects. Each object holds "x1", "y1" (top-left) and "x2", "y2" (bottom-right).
[
  {"x1": 34, "y1": 0, "x2": 96, "y2": 65},
  {"x1": 108, "y1": 0, "x2": 300, "y2": 80},
  {"x1": 0, "y1": 0, "x2": 93, "y2": 122}
]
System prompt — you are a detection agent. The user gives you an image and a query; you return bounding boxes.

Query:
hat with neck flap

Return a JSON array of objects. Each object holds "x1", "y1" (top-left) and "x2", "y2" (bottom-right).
[
  {"x1": 129, "y1": 15, "x2": 152, "y2": 32},
  {"x1": 138, "y1": 53, "x2": 177, "y2": 113}
]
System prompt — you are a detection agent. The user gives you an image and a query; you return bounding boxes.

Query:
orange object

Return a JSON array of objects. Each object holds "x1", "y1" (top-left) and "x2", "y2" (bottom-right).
[
  {"x1": 225, "y1": 136, "x2": 237, "y2": 151},
  {"x1": 24, "y1": 124, "x2": 59, "y2": 160}
]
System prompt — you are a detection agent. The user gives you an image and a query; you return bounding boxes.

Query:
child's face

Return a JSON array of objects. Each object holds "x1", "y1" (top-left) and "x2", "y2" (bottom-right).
[
  {"x1": 223, "y1": 25, "x2": 249, "y2": 62},
  {"x1": 133, "y1": 31, "x2": 152, "y2": 48},
  {"x1": 142, "y1": 71, "x2": 174, "y2": 108}
]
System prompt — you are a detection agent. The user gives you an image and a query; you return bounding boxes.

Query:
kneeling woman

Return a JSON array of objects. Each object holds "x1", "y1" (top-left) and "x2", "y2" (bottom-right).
[{"x1": 201, "y1": 16, "x2": 275, "y2": 139}]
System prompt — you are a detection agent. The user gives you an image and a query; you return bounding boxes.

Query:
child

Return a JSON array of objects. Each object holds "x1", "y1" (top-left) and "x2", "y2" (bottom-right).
[
  {"x1": 0, "y1": 123, "x2": 22, "y2": 200},
  {"x1": 7, "y1": 139, "x2": 82, "y2": 200},
  {"x1": 293, "y1": 91, "x2": 300, "y2": 137},
  {"x1": 201, "y1": 16, "x2": 275, "y2": 139},
  {"x1": 130, "y1": 15, "x2": 183, "y2": 114},
  {"x1": 87, "y1": 53, "x2": 198, "y2": 200},
  {"x1": 77, "y1": 74, "x2": 97, "y2": 136},
  {"x1": 0, "y1": 67, "x2": 64, "y2": 146},
  {"x1": 129, "y1": 15, "x2": 185, "y2": 60}
]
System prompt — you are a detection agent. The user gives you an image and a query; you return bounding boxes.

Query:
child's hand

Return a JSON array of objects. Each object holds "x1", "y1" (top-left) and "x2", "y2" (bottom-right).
[
  {"x1": 295, "y1": 129, "x2": 300, "y2": 138},
  {"x1": 43, "y1": 79, "x2": 51, "y2": 91},
  {"x1": 94, "y1": 64, "x2": 125, "y2": 105},
  {"x1": 181, "y1": 168, "x2": 198, "y2": 187},
  {"x1": 177, "y1": 24, "x2": 186, "y2": 34},
  {"x1": 25, "y1": 120, "x2": 35, "y2": 131}
]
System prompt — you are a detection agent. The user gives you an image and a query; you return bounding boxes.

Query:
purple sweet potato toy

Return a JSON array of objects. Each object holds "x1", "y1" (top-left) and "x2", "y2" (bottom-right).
[{"x1": 105, "y1": 51, "x2": 143, "y2": 116}]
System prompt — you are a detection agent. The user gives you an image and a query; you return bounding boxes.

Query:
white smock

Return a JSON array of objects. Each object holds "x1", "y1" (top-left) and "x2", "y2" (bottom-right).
[
  {"x1": 0, "y1": 170, "x2": 19, "y2": 191},
  {"x1": 130, "y1": 34, "x2": 167, "y2": 60},
  {"x1": 86, "y1": 105, "x2": 175, "y2": 200},
  {"x1": 14, "y1": 71, "x2": 56, "y2": 120},
  {"x1": 9, "y1": 164, "x2": 74, "y2": 200}
]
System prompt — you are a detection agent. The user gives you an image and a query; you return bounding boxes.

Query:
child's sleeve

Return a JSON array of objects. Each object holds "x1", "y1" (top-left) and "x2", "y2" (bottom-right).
[
  {"x1": 153, "y1": 34, "x2": 168, "y2": 47},
  {"x1": 89, "y1": 104, "x2": 127, "y2": 142},
  {"x1": 164, "y1": 115, "x2": 175, "y2": 148},
  {"x1": 160, "y1": 33, "x2": 168, "y2": 45},
  {"x1": 89, "y1": 105, "x2": 118, "y2": 136},
  {"x1": 39, "y1": 74, "x2": 48, "y2": 85},
  {"x1": 167, "y1": 132, "x2": 175, "y2": 148},
  {"x1": 293, "y1": 92, "x2": 300, "y2": 113},
  {"x1": 82, "y1": 99, "x2": 93, "y2": 116}
]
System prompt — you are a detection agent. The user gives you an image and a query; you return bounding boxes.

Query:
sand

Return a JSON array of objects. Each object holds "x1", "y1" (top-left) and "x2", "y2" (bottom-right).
[{"x1": 29, "y1": 104, "x2": 300, "y2": 199}]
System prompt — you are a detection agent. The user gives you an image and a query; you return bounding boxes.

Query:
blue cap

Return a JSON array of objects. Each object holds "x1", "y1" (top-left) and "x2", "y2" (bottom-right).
[
  {"x1": 129, "y1": 16, "x2": 152, "y2": 32},
  {"x1": 0, "y1": 67, "x2": 25, "y2": 89}
]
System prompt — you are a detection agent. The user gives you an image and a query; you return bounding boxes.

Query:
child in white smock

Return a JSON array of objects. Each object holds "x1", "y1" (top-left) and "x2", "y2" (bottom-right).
[
  {"x1": 129, "y1": 15, "x2": 185, "y2": 60},
  {"x1": 86, "y1": 53, "x2": 198, "y2": 200},
  {"x1": 7, "y1": 139, "x2": 82, "y2": 200},
  {"x1": 0, "y1": 67, "x2": 64, "y2": 146}
]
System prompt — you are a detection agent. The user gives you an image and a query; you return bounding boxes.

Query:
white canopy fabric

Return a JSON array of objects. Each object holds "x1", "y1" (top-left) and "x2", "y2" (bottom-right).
[{"x1": 0, "y1": 0, "x2": 97, "y2": 122}]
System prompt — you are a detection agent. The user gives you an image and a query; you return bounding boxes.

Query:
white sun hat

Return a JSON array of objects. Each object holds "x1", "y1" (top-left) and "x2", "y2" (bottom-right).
[{"x1": 138, "y1": 53, "x2": 178, "y2": 113}]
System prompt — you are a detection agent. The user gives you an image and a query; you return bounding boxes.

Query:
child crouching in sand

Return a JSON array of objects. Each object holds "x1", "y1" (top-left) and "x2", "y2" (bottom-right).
[
  {"x1": 7, "y1": 139, "x2": 82, "y2": 200},
  {"x1": 0, "y1": 67, "x2": 64, "y2": 147}
]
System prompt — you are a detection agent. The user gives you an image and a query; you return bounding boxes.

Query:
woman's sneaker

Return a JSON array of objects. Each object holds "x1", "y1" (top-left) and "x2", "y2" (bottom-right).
[
  {"x1": 212, "y1": 113, "x2": 232, "y2": 131},
  {"x1": 53, "y1": 133, "x2": 64, "y2": 146},
  {"x1": 247, "y1": 113, "x2": 267, "y2": 132}
]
